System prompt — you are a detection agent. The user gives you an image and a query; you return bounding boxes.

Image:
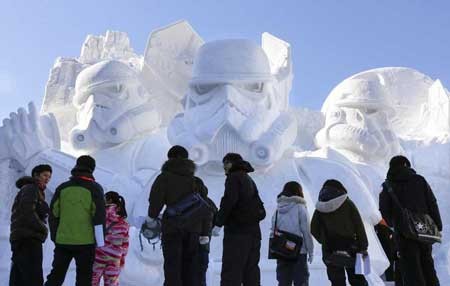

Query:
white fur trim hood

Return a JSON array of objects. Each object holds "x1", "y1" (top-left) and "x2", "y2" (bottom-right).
[{"x1": 315, "y1": 194, "x2": 348, "y2": 213}]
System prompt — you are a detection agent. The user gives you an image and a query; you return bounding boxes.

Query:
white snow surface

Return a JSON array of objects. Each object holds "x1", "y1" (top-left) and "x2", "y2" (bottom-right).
[{"x1": 0, "y1": 21, "x2": 449, "y2": 285}]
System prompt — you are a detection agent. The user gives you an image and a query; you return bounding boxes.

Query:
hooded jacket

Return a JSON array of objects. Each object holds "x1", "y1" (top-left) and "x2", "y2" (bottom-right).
[
  {"x1": 49, "y1": 166, "x2": 106, "y2": 245},
  {"x1": 271, "y1": 195, "x2": 314, "y2": 255},
  {"x1": 215, "y1": 160, "x2": 265, "y2": 237},
  {"x1": 311, "y1": 186, "x2": 368, "y2": 253},
  {"x1": 148, "y1": 158, "x2": 207, "y2": 234},
  {"x1": 10, "y1": 176, "x2": 49, "y2": 243},
  {"x1": 379, "y1": 166, "x2": 442, "y2": 234},
  {"x1": 95, "y1": 204, "x2": 129, "y2": 267}
]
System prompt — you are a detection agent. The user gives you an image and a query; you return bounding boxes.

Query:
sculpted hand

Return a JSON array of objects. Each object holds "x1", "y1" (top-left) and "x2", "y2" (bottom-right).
[{"x1": 0, "y1": 102, "x2": 60, "y2": 168}]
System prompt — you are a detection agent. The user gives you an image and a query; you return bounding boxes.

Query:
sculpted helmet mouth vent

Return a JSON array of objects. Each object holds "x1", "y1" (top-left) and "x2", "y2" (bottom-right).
[{"x1": 95, "y1": 104, "x2": 110, "y2": 110}]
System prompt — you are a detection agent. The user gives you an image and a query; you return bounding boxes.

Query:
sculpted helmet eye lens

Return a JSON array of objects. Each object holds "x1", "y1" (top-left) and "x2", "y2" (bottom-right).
[
  {"x1": 238, "y1": 82, "x2": 264, "y2": 93},
  {"x1": 365, "y1": 108, "x2": 377, "y2": 115},
  {"x1": 194, "y1": 84, "x2": 218, "y2": 95},
  {"x1": 356, "y1": 112, "x2": 363, "y2": 121}
]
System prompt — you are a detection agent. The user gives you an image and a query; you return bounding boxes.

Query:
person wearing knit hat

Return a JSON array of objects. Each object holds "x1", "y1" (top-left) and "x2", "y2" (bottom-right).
[
  {"x1": 146, "y1": 145, "x2": 209, "y2": 285},
  {"x1": 75, "y1": 155, "x2": 96, "y2": 172},
  {"x1": 380, "y1": 155, "x2": 442, "y2": 286},
  {"x1": 45, "y1": 156, "x2": 106, "y2": 286},
  {"x1": 167, "y1": 145, "x2": 189, "y2": 159}
]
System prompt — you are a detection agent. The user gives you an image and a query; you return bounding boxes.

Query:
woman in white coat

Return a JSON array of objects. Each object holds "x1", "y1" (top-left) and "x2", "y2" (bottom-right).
[{"x1": 271, "y1": 181, "x2": 314, "y2": 286}]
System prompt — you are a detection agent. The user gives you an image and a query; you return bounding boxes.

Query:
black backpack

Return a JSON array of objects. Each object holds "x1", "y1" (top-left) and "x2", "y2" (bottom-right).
[{"x1": 164, "y1": 179, "x2": 213, "y2": 229}]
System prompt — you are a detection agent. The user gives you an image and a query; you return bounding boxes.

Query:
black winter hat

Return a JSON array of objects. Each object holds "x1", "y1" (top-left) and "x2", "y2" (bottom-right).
[
  {"x1": 322, "y1": 179, "x2": 347, "y2": 193},
  {"x1": 167, "y1": 145, "x2": 189, "y2": 159},
  {"x1": 319, "y1": 179, "x2": 348, "y2": 202},
  {"x1": 31, "y1": 164, "x2": 52, "y2": 177},
  {"x1": 76, "y1": 155, "x2": 96, "y2": 172},
  {"x1": 222, "y1": 153, "x2": 243, "y2": 164},
  {"x1": 389, "y1": 155, "x2": 411, "y2": 168}
]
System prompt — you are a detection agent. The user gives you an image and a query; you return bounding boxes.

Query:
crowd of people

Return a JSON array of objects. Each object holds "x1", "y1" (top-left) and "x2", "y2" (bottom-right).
[{"x1": 9, "y1": 145, "x2": 442, "y2": 286}]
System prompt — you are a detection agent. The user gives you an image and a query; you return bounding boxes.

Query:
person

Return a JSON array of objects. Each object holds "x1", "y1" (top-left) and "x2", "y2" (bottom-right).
[
  {"x1": 9, "y1": 164, "x2": 52, "y2": 286},
  {"x1": 379, "y1": 155, "x2": 442, "y2": 286},
  {"x1": 311, "y1": 179, "x2": 368, "y2": 286},
  {"x1": 214, "y1": 153, "x2": 266, "y2": 286},
  {"x1": 92, "y1": 191, "x2": 129, "y2": 286},
  {"x1": 271, "y1": 181, "x2": 314, "y2": 286},
  {"x1": 198, "y1": 193, "x2": 218, "y2": 286},
  {"x1": 45, "y1": 155, "x2": 106, "y2": 286},
  {"x1": 146, "y1": 145, "x2": 208, "y2": 286}
]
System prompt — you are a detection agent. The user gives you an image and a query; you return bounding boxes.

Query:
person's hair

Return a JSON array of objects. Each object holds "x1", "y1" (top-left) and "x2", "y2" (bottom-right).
[
  {"x1": 222, "y1": 153, "x2": 243, "y2": 164},
  {"x1": 167, "y1": 145, "x2": 189, "y2": 159},
  {"x1": 389, "y1": 155, "x2": 411, "y2": 168},
  {"x1": 31, "y1": 164, "x2": 52, "y2": 177},
  {"x1": 278, "y1": 181, "x2": 303, "y2": 198},
  {"x1": 105, "y1": 191, "x2": 127, "y2": 218},
  {"x1": 322, "y1": 179, "x2": 347, "y2": 193}
]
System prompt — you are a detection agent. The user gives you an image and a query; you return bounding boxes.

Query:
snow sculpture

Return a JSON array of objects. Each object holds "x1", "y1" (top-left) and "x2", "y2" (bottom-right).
[
  {"x1": 316, "y1": 78, "x2": 402, "y2": 165},
  {"x1": 419, "y1": 80, "x2": 450, "y2": 136},
  {"x1": 168, "y1": 34, "x2": 297, "y2": 167},
  {"x1": 168, "y1": 35, "x2": 388, "y2": 285},
  {"x1": 0, "y1": 21, "x2": 203, "y2": 285},
  {"x1": 317, "y1": 67, "x2": 450, "y2": 281}
]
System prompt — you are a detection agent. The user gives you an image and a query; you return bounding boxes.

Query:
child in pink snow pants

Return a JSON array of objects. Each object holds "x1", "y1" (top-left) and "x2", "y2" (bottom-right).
[{"x1": 92, "y1": 191, "x2": 129, "y2": 286}]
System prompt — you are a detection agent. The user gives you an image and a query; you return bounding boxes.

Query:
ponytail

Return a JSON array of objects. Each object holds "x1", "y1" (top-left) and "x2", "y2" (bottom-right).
[
  {"x1": 118, "y1": 195, "x2": 128, "y2": 218},
  {"x1": 105, "y1": 191, "x2": 128, "y2": 218}
]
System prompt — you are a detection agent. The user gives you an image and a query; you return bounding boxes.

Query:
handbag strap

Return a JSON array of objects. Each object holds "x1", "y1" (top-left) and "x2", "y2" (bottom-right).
[
  {"x1": 384, "y1": 181, "x2": 404, "y2": 210},
  {"x1": 274, "y1": 210, "x2": 279, "y2": 231}
]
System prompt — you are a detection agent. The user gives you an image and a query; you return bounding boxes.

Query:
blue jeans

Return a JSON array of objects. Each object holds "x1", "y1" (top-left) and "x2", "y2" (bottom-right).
[{"x1": 276, "y1": 254, "x2": 309, "y2": 286}]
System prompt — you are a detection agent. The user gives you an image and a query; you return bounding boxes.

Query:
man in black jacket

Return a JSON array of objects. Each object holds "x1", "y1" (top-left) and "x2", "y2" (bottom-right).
[
  {"x1": 147, "y1": 145, "x2": 208, "y2": 286},
  {"x1": 379, "y1": 155, "x2": 442, "y2": 286},
  {"x1": 9, "y1": 164, "x2": 52, "y2": 286},
  {"x1": 215, "y1": 153, "x2": 266, "y2": 286}
]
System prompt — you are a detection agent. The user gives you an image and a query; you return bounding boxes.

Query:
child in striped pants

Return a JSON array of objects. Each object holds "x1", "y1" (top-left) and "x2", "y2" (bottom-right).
[{"x1": 92, "y1": 191, "x2": 129, "y2": 286}]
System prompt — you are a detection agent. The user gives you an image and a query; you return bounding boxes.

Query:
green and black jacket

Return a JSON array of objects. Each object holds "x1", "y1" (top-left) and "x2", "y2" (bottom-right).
[{"x1": 49, "y1": 166, "x2": 106, "y2": 245}]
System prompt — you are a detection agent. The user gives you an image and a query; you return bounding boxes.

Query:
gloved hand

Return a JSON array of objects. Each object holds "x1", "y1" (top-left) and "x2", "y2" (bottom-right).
[
  {"x1": 199, "y1": 236, "x2": 210, "y2": 245},
  {"x1": 361, "y1": 250, "x2": 369, "y2": 258},
  {"x1": 211, "y1": 226, "x2": 222, "y2": 237},
  {"x1": 308, "y1": 253, "x2": 314, "y2": 264}
]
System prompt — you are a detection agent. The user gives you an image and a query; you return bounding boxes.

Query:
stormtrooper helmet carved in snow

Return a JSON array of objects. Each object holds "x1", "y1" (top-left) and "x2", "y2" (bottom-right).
[
  {"x1": 168, "y1": 38, "x2": 297, "y2": 167},
  {"x1": 70, "y1": 60, "x2": 161, "y2": 151},
  {"x1": 316, "y1": 78, "x2": 401, "y2": 162}
]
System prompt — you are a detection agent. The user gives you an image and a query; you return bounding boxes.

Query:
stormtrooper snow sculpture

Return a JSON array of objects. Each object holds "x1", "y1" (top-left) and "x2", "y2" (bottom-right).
[
  {"x1": 168, "y1": 35, "x2": 388, "y2": 285},
  {"x1": 314, "y1": 77, "x2": 403, "y2": 195},
  {"x1": 168, "y1": 36, "x2": 296, "y2": 166},
  {"x1": 317, "y1": 67, "x2": 450, "y2": 280},
  {"x1": 0, "y1": 21, "x2": 204, "y2": 285}
]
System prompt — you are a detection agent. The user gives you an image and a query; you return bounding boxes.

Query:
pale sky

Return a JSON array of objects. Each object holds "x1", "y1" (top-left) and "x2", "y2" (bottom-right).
[{"x1": 1, "y1": 0, "x2": 449, "y2": 119}]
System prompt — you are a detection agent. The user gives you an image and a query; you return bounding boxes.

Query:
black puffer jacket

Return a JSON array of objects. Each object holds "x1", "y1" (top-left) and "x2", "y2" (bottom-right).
[
  {"x1": 379, "y1": 166, "x2": 442, "y2": 233},
  {"x1": 10, "y1": 177, "x2": 49, "y2": 243},
  {"x1": 148, "y1": 158, "x2": 207, "y2": 234},
  {"x1": 311, "y1": 186, "x2": 368, "y2": 253},
  {"x1": 215, "y1": 160, "x2": 265, "y2": 237}
]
